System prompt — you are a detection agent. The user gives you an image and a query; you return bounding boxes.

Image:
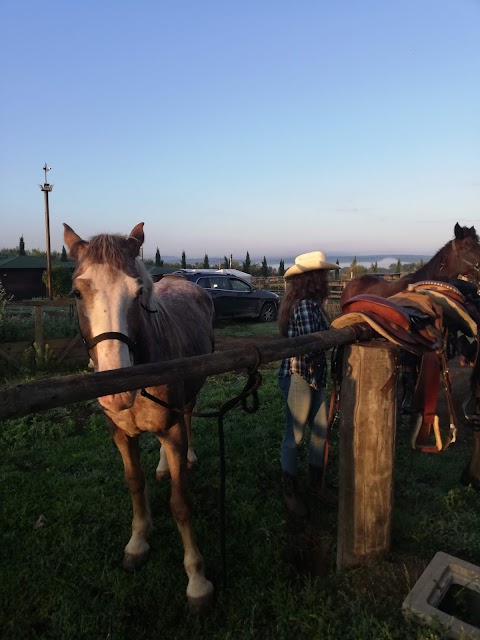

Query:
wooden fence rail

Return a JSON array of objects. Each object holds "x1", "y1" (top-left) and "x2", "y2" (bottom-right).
[
  {"x1": 1, "y1": 300, "x2": 82, "y2": 373},
  {"x1": 0, "y1": 322, "x2": 400, "y2": 570},
  {"x1": 0, "y1": 293, "x2": 345, "y2": 374},
  {"x1": 251, "y1": 276, "x2": 346, "y2": 299},
  {"x1": 0, "y1": 325, "x2": 372, "y2": 421}
]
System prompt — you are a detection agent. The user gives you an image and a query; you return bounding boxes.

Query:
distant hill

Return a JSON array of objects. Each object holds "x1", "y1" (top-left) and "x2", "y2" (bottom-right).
[
  {"x1": 327, "y1": 254, "x2": 432, "y2": 268},
  {"x1": 146, "y1": 254, "x2": 432, "y2": 269}
]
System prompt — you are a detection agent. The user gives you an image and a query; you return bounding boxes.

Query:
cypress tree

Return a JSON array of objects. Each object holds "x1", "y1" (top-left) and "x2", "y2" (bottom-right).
[
  {"x1": 243, "y1": 251, "x2": 251, "y2": 274},
  {"x1": 278, "y1": 259, "x2": 285, "y2": 276},
  {"x1": 155, "y1": 248, "x2": 164, "y2": 267},
  {"x1": 334, "y1": 259, "x2": 340, "y2": 280},
  {"x1": 181, "y1": 251, "x2": 187, "y2": 269},
  {"x1": 203, "y1": 254, "x2": 210, "y2": 269},
  {"x1": 223, "y1": 256, "x2": 229, "y2": 268},
  {"x1": 261, "y1": 256, "x2": 268, "y2": 277}
]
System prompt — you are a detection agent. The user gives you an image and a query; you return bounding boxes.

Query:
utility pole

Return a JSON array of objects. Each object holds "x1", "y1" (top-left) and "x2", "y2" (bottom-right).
[{"x1": 39, "y1": 163, "x2": 53, "y2": 300}]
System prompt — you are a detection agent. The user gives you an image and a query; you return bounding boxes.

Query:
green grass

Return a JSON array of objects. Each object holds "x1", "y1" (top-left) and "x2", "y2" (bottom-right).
[
  {"x1": 1, "y1": 347, "x2": 480, "y2": 639},
  {"x1": 214, "y1": 319, "x2": 281, "y2": 338},
  {"x1": 1, "y1": 310, "x2": 78, "y2": 342}
]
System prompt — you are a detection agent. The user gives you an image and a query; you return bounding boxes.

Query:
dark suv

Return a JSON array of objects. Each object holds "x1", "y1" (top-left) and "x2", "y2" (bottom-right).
[{"x1": 170, "y1": 269, "x2": 279, "y2": 322}]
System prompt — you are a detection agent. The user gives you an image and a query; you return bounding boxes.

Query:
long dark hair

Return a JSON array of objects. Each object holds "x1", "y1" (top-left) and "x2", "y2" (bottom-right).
[{"x1": 278, "y1": 269, "x2": 330, "y2": 336}]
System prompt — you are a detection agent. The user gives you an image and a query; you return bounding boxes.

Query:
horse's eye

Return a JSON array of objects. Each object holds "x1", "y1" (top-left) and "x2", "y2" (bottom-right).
[
  {"x1": 136, "y1": 286, "x2": 144, "y2": 299},
  {"x1": 73, "y1": 289, "x2": 82, "y2": 300}
]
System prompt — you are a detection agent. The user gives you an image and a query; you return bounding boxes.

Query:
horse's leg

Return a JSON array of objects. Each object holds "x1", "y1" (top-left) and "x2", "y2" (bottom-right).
[
  {"x1": 156, "y1": 444, "x2": 170, "y2": 480},
  {"x1": 461, "y1": 426, "x2": 480, "y2": 489},
  {"x1": 462, "y1": 365, "x2": 480, "y2": 489},
  {"x1": 400, "y1": 351, "x2": 419, "y2": 414},
  {"x1": 156, "y1": 399, "x2": 198, "y2": 480},
  {"x1": 109, "y1": 420, "x2": 152, "y2": 570},
  {"x1": 158, "y1": 421, "x2": 213, "y2": 612},
  {"x1": 186, "y1": 399, "x2": 198, "y2": 470}
]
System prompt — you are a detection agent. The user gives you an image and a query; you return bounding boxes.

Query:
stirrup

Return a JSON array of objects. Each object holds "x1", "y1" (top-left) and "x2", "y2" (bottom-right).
[{"x1": 410, "y1": 414, "x2": 456, "y2": 453}]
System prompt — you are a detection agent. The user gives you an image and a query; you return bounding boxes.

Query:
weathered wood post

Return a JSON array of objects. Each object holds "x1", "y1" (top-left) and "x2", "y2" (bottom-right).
[{"x1": 336, "y1": 342, "x2": 398, "y2": 569}]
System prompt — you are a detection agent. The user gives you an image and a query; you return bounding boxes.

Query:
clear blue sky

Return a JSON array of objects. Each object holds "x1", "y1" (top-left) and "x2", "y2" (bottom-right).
[{"x1": 1, "y1": 0, "x2": 478, "y2": 262}]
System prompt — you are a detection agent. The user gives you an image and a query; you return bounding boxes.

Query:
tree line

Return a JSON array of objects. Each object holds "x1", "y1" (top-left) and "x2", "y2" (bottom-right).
[
  {"x1": 153, "y1": 248, "x2": 285, "y2": 277},
  {"x1": 1, "y1": 237, "x2": 428, "y2": 299},
  {"x1": 152, "y1": 251, "x2": 426, "y2": 279},
  {"x1": 1, "y1": 241, "x2": 427, "y2": 280},
  {"x1": 347, "y1": 256, "x2": 425, "y2": 278}
]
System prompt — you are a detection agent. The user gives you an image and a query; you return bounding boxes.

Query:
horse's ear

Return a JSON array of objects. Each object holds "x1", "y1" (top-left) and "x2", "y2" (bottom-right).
[
  {"x1": 454, "y1": 222, "x2": 464, "y2": 239},
  {"x1": 63, "y1": 223, "x2": 88, "y2": 260},
  {"x1": 128, "y1": 222, "x2": 144, "y2": 257}
]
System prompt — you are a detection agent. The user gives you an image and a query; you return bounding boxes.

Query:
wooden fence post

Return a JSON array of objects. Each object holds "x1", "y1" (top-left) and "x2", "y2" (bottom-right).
[{"x1": 336, "y1": 342, "x2": 398, "y2": 569}]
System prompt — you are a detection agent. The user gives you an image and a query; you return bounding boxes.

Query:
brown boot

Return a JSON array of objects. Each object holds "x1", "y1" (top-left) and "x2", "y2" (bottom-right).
[
  {"x1": 309, "y1": 465, "x2": 337, "y2": 506},
  {"x1": 282, "y1": 472, "x2": 308, "y2": 517}
]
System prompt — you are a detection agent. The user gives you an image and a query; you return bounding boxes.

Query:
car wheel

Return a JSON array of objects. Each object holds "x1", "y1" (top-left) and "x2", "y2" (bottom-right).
[{"x1": 260, "y1": 302, "x2": 277, "y2": 323}]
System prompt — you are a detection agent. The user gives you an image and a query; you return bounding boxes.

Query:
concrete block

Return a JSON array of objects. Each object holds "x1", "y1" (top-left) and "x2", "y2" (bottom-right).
[{"x1": 402, "y1": 551, "x2": 480, "y2": 639}]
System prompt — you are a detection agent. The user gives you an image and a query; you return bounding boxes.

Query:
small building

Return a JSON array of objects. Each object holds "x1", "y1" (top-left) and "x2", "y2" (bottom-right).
[{"x1": 0, "y1": 255, "x2": 74, "y2": 300}]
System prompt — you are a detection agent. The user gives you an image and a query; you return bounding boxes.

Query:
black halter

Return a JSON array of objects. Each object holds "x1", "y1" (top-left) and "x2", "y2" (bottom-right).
[
  {"x1": 82, "y1": 331, "x2": 136, "y2": 353},
  {"x1": 79, "y1": 294, "x2": 156, "y2": 357}
]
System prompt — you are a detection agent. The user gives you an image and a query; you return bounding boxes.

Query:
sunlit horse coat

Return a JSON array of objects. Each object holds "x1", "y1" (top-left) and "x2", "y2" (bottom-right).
[{"x1": 64, "y1": 222, "x2": 215, "y2": 612}]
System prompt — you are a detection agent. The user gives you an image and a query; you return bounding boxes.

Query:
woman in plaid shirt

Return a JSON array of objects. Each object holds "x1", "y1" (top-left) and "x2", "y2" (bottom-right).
[{"x1": 278, "y1": 251, "x2": 338, "y2": 517}]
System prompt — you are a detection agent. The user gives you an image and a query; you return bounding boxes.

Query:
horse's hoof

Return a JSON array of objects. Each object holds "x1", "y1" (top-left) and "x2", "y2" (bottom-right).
[
  {"x1": 187, "y1": 582, "x2": 214, "y2": 614},
  {"x1": 156, "y1": 469, "x2": 170, "y2": 481},
  {"x1": 186, "y1": 459, "x2": 198, "y2": 471},
  {"x1": 122, "y1": 549, "x2": 150, "y2": 572}
]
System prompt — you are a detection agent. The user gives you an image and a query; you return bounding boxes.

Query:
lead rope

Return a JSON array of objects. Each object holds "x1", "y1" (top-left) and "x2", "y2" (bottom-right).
[
  {"x1": 140, "y1": 347, "x2": 262, "y2": 588},
  {"x1": 322, "y1": 346, "x2": 343, "y2": 492}
]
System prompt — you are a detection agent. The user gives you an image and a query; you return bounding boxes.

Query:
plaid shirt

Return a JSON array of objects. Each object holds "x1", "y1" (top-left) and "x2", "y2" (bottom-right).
[{"x1": 278, "y1": 298, "x2": 330, "y2": 389}]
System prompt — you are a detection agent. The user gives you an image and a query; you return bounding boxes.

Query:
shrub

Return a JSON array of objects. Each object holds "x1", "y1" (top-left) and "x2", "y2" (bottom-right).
[
  {"x1": 42, "y1": 265, "x2": 73, "y2": 298},
  {"x1": 0, "y1": 278, "x2": 12, "y2": 326}
]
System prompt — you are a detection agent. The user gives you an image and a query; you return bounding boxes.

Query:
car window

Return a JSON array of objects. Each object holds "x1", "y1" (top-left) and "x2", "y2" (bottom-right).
[
  {"x1": 196, "y1": 277, "x2": 210, "y2": 288},
  {"x1": 230, "y1": 277, "x2": 251, "y2": 292},
  {"x1": 208, "y1": 276, "x2": 229, "y2": 289}
]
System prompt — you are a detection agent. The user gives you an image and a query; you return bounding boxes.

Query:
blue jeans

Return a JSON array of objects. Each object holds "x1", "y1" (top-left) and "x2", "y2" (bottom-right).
[{"x1": 279, "y1": 373, "x2": 328, "y2": 476}]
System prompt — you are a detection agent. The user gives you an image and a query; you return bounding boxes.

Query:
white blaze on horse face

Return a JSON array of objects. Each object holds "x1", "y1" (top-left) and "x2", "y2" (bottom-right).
[{"x1": 76, "y1": 264, "x2": 138, "y2": 373}]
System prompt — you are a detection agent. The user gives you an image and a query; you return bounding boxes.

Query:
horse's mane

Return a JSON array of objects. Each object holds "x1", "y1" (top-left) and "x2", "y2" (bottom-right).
[
  {"x1": 410, "y1": 225, "x2": 479, "y2": 282},
  {"x1": 82, "y1": 234, "x2": 133, "y2": 270},
  {"x1": 76, "y1": 233, "x2": 154, "y2": 301},
  {"x1": 135, "y1": 255, "x2": 154, "y2": 301},
  {"x1": 410, "y1": 240, "x2": 451, "y2": 282}
]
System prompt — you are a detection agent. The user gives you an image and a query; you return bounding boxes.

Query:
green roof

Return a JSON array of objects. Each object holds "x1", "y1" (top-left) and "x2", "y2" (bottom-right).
[{"x1": 0, "y1": 256, "x2": 75, "y2": 269}]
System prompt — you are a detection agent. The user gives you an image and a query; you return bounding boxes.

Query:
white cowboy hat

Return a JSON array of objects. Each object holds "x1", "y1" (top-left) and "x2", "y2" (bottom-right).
[{"x1": 284, "y1": 251, "x2": 338, "y2": 278}]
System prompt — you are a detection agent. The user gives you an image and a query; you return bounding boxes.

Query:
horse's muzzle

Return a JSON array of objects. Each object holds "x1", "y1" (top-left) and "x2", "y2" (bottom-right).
[{"x1": 99, "y1": 390, "x2": 137, "y2": 412}]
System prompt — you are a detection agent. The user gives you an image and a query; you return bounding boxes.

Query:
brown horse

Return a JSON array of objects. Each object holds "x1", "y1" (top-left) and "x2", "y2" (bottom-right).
[
  {"x1": 64, "y1": 222, "x2": 215, "y2": 612},
  {"x1": 339, "y1": 222, "x2": 480, "y2": 487},
  {"x1": 340, "y1": 223, "x2": 480, "y2": 309}
]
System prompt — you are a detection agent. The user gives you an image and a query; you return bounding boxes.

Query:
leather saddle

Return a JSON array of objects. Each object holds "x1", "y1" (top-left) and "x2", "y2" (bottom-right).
[{"x1": 332, "y1": 281, "x2": 478, "y2": 454}]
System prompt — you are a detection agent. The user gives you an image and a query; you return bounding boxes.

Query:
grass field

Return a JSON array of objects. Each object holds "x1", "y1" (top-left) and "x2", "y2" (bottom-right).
[{"x1": 1, "y1": 322, "x2": 480, "y2": 639}]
